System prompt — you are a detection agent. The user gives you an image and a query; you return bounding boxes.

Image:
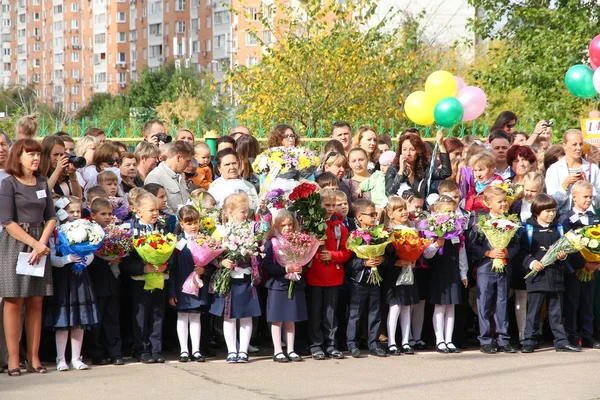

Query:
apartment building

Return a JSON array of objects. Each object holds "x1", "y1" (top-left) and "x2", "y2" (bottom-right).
[{"x1": 0, "y1": 0, "x2": 321, "y2": 111}]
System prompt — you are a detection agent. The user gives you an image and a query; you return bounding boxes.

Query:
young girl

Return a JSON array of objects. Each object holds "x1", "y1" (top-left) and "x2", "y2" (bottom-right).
[
  {"x1": 44, "y1": 196, "x2": 99, "y2": 371},
  {"x1": 464, "y1": 151, "x2": 503, "y2": 212},
  {"x1": 509, "y1": 172, "x2": 544, "y2": 346},
  {"x1": 210, "y1": 194, "x2": 262, "y2": 363},
  {"x1": 261, "y1": 210, "x2": 308, "y2": 362},
  {"x1": 423, "y1": 196, "x2": 468, "y2": 354},
  {"x1": 383, "y1": 196, "x2": 420, "y2": 355},
  {"x1": 167, "y1": 206, "x2": 213, "y2": 363}
]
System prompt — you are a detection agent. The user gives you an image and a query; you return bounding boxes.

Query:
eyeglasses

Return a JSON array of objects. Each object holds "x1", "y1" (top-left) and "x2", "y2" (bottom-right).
[
  {"x1": 506, "y1": 123, "x2": 516, "y2": 129},
  {"x1": 106, "y1": 159, "x2": 120, "y2": 166},
  {"x1": 360, "y1": 212, "x2": 378, "y2": 218},
  {"x1": 283, "y1": 134, "x2": 297, "y2": 140},
  {"x1": 184, "y1": 171, "x2": 198, "y2": 178}
]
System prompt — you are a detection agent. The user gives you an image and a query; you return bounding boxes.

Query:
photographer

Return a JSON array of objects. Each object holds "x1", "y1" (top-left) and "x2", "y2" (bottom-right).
[
  {"x1": 40, "y1": 135, "x2": 83, "y2": 199},
  {"x1": 143, "y1": 120, "x2": 172, "y2": 148}
]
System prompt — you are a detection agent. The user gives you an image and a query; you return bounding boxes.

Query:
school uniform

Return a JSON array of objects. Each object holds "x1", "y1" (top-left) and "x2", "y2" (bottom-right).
[
  {"x1": 345, "y1": 252, "x2": 387, "y2": 352},
  {"x1": 88, "y1": 255, "x2": 122, "y2": 362},
  {"x1": 467, "y1": 212, "x2": 520, "y2": 348},
  {"x1": 121, "y1": 218, "x2": 169, "y2": 360},
  {"x1": 519, "y1": 218, "x2": 569, "y2": 349},
  {"x1": 305, "y1": 213, "x2": 352, "y2": 354},
  {"x1": 383, "y1": 224, "x2": 420, "y2": 307},
  {"x1": 335, "y1": 219, "x2": 355, "y2": 350},
  {"x1": 425, "y1": 239, "x2": 467, "y2": 305},
  {"x1": 261, "y1": 240, "x2": 308, "y2": 323},
  {"x1": 509, "y1": 199, "x2": 531, "y2": 291},
  {"x1": 559, "y1": 209, "x2": 600, "y2": 347}
]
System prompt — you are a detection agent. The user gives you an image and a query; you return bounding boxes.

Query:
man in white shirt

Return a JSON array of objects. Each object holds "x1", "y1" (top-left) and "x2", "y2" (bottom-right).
[
  {"x1": 145, "y1": 140, "x2": 194, "y2": 215},
  {"x1": 489, "y1": 130, "x2": 512, "y2": 180}
]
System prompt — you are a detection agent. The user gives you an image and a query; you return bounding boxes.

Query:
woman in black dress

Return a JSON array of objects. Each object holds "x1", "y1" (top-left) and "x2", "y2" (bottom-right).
[{"x1": 0, "y1": 139, "x2": 58, "y2": 376}]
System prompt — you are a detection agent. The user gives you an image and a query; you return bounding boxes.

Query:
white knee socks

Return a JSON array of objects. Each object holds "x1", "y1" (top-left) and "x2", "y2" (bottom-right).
[
  {"x1": 400, "y1": 305, "x2": 412, "y2": 345},
  {"x1": 387, "y1": 305, "x2": 401, "y2": 347},
  {"x1": 70, "y1": 329, "x2": 84, "y2": 361},
  {"x1": 515, "y1": 290, "x2": 528, "y2": 343},
  {"x1": 444, "y1": 305, "x2": 455, "y2": 344},
  {"x1": 55, "y1": 330, "x2": 69, "y2": 360},
  {"x1": 238, "y1": 318, "x2": 253, "y2": 354},
  {"x1": 285, "y1": 322, "x2": 295, "y2": 353},
  {"x1": 223, "y1": 318, "x2": 237, "y2": 354},
  {"x1": 189, "y1": 313, "x2": 201, "y2": 354},
  {"x1": 411, "y1": 300, "x2": 425, "y2": 342},
  {"x1": 177, "y1": 313, "x2": 190, "y2": 354},
  {"x1": 271, "y1": 323, "x2": 283, "y2": 355},
  {"x1": 433, "y1": 304, "x2": 455, "y2": 345}
]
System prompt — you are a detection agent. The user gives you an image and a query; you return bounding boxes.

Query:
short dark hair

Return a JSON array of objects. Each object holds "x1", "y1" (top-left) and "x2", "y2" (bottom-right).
[
  {"x1": 91, "y1": 198, "x2": 112, "y2": 214},
  {"x1": 216, "y1": 135, "x2": 236, "y2": 148},
  {"x1": 438, "y1": 180, "x2": 459, "y2": 193},
  {"x1": 507, "y1": 145, "x2": 536, "y2": 166},
  {"x1": 86, "y1": 186, "x2": 108, "y2": 202},
  {"x1": 143, "y1": 120, "x2": 165, "y2": 136},
  {"x1": 543, "y1": 145, "x2": 566, "y2": 171},
  {"x1": 323, "y1": 139, "x2": 345, "y2": 154},
  {"x1": 400, "y1": 189, "x2": 423, "y2": 201},
  {"x1": 84, "y1": 127, "x2": 105, "y2": 138},
  {"x1": 215, "y1": 148, "x2": 238, "y2": 168},
  {"x1": 144, "y1": 183, "x2": 165, "y2": 197},
  {"x1": 316, "y1": 172, "x2": 339, "y2": 189},
  {"x1": 168, "y1": 140, "x2": 194, "y2": 158},
  {"x1": 6, "y1": 139, "x2": 43, "y2": 177},
  {"x1": 353, "y1": 198, "x2": 375, "y2": 214},
  {"x1": 488, "y1": 130, "x2": 510, "y2": 143},
  {"x1": 332, "y1": 121, "x2": 352, "y2": 133},
  {"x1": 530, "y1": 193, "x2": 557, "y2": 218}
]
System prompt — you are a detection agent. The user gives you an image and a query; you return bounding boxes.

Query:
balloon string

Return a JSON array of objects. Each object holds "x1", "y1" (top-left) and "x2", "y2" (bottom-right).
[{"x1": 426, "y1": 129, "x2": 441, "y2": 196}]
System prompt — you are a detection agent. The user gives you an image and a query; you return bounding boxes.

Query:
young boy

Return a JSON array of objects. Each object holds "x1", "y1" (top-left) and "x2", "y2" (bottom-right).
[
  {"x1": 316, "y1": 172, "x2": 340, "y2": 190},
  {"x1": 82, "y1": 186, "x2": 108, "y2": 218},
  {"x1": 192, "y1": 142, "x2": 213, "y2": 190},
  {"x1": 98, "y1": 170, "x2": 130, "y2": 221},
  {"x1": 465, "y1": 152, "x2": 503, "y2": 213},
  {"x1": 121, "y1": 192, "x2": 169, "y2": 364},
  {"x1": 304, "y1": 189, "x2": 352, "y2": 360},
  {"x1": 333, "y1": 190, "x2": 356, "y2": 232},
  {"x1": 88, "y1": 198, "x2": 125, "y2": 365},
  {"x1": 346, "y1": 199, "x2": 387, "y2": 358},
  {"x1": 520, "y1": 194, "x2": 579, "y2": 353},
  {"x1": 467, "y1": 186, "x2": 519, "y2": 354},
  {"x1": 559, "y1": 180, "x2": 600, "y2": 349}
]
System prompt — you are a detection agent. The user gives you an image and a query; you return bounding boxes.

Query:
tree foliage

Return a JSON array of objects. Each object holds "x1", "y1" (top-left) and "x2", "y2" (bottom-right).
[
  {"x1": 228, "y1": 0, "x2": 456, "y2": 130},
  {"x1": 467, "y1": 0, "x2": 599, "y2": 127}
]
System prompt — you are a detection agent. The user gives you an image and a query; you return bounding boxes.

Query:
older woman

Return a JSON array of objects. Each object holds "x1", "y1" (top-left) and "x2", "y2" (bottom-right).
[
  {"x1": 386, "y1": 130, "x2": 450, "y2": 198},
  {"x1": 267, "y1": 124, "x2": 300, "y2": 149},
  {"x1": 352, "y1": 126, "x2": 379, "y2": 173},
  {"x1": 0, "y1": 139, "x2": 58, "y2": 376},
  {"x1": 208, "y1": 148, "x2": 259, "y2": 211},
  {"x1": 40, "y1": 135, "x2": 83, "y2": 198},
  {"x1": 507, "y1": 145, "x2": 536, "y2": 184},
  {"x1": 120, "y1": 152, "x2": 139, "y2": 193}
]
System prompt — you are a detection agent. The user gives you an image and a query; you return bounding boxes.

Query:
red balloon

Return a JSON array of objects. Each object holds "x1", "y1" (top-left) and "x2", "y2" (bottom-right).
[{"x1": 589, "y1": 35, "x2": 600, "y2": 69}]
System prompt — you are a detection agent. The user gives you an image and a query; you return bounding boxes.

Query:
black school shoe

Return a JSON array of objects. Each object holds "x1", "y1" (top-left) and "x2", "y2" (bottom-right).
[
  {"x1": 152, "y1": 353, "x2": 166, "y2": 363},
  {"x1": 556, "y1": 344, "x2": 582, "y2": 352},
  {"x1": 191, "y1": 352, "x2": 205, "y2": 362},
  {"x1": 480, "y1": 344, "x2": 497, "y2": 354},
  {"x1": 138, "y1": 353, "x2": 156, "y2": 364},
  {"x1": 521, "y1": 345, "x2": 535, "y2": 353},
  {"x1": 92, "y1": 358, "x2": 111, "y2": 366},
  {"x1": 370, "y1": 348, "x2": 387, "y2": 357},
  {"x1": 112, "y1": 357, "x2": 125, "y2": 365},
  {"x1": 326, "y1": 349, "x2": 345, "y2": 359},
  {"x1": 498, "y1": 344, "x2": 517, "y2": 353},
  {"x1": 312, "y1": 350, "x2": 327, "y2": 360}
]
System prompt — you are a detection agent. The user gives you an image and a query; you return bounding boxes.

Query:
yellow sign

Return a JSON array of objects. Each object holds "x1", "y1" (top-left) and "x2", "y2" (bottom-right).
[{"x1": 581, "y1": 118, "x2": 600, "y2": 144}]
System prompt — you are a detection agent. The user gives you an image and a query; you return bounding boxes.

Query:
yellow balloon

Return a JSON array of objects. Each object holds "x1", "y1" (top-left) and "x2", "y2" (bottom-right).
[
  {"x1": 404, "y1": 91, "x2": 435, "y2": 126},
  {"x1": 425, "y1": 70, "x2": 457, "y2": 104}
]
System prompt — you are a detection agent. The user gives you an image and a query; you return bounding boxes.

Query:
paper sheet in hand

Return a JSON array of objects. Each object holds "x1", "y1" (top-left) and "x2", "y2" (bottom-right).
[{"x1": 16, "y1": 252, "x2": 46, "y2": 277}]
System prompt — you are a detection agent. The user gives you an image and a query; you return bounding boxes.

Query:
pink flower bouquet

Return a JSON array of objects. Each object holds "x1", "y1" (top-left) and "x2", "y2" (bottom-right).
[
  {"x1": 183, "y1": 234, "x2": 224, "y2": 296},
  {"x1": 272, "y1": 232, "x2": 321, "y2": 298}
]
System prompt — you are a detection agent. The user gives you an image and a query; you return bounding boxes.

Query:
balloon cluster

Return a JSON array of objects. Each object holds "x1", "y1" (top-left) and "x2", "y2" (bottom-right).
[
  {"x1": 404, "y1": 70, "x2": 487, "y2": 128},
  {"x1": 565, "y1": 34, "x2": 600, "y2": 99}
]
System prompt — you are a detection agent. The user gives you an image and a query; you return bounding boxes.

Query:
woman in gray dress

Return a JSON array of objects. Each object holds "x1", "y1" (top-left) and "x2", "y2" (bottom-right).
[{"x1": 0, "y1": 139, "x2": 57, "y2": 376}]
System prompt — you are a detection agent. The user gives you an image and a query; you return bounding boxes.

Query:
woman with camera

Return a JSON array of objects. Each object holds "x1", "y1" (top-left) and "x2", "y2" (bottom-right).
[{"x1": 40, "y1": 135, "x2": 83, "y2": 199}]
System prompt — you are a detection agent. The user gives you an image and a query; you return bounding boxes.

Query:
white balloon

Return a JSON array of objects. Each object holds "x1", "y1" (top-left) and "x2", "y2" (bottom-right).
[{"x1": 594, "y1": 67, "x2": 600, "y2": 94}]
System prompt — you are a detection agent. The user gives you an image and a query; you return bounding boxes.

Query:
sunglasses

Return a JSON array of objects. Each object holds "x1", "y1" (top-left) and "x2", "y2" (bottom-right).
[
  {"x1": 506, "y1": 123, "x2": 516, "y2": 129},
  {"x1": 360, "y1": 212, "x2": 378, "y2": 218},
  {"x1": 184, "y1": 171, "x2": 198, "y2": 178},
  {"x1": 323, "y1": 151, "x2": 339, "y2": 165},
  {"x1": 106, "y1": 159, "x2": 120, "y2": 166}
]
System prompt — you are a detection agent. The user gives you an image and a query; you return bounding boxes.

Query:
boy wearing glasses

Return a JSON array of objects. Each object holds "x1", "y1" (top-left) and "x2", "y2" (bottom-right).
[
  {"x1": 305, "y1": 189, "x2": 352, "y2": 360},
  {"x1": 345, "y1": 199, "x2": 387, "y2": 358}
]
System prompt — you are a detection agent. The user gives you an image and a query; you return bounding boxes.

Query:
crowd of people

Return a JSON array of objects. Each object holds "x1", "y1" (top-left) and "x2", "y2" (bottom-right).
[{"x1": 1, "y1": 109, "x2": 600, "y2": 377}]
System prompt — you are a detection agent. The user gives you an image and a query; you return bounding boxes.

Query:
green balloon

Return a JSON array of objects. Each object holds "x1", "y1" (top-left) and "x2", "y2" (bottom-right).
[
  {"x1": 565, "y1": 64, "x2": 596, "y2": 99},
  {"x1": 434, "y1": 97, "x2": 464, "y2": 128}
]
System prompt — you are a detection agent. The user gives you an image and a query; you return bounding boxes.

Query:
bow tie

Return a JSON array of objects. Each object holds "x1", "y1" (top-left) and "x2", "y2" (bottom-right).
[{"x1": 578, "y1": 212, "x2": 587, "y2": 216}]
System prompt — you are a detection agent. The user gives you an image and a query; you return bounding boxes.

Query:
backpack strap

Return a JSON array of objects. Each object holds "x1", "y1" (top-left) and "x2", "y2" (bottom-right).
[
  {"x1": 557, "y1": 224, "x2": 564, "y2": 237},
  {"x1": 526, "y1": 224, "x2": 534, "y2": 248},
  {"x1": 334, "y1": 225, "x2": 342, "y2": 251}
]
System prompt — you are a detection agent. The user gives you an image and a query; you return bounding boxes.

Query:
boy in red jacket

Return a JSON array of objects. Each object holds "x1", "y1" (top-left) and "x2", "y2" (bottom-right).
[{"x1": 305, "y1": 189, "x2": 352, "y2": 360}]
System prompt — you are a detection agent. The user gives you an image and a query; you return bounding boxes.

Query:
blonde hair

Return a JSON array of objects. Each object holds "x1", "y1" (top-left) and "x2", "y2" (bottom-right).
[
  {"x1": 16, "y1": 113, "x2": 39, "y2": 138},
  {"x1": 469, "y1": 151, "x2": 496, "y2": 170},
  {"x1": 97, "y1": 170, "x2": 118, "y2": 184},
  {"x1": 222, "y1": 193, "x2": 249, "y2": 223},
  {"x1": 572, "y1": 180, "x2": 593, "y2": 194},
  {"x1": 522, "y1": 172, "x2": 544, "y2": 189},
  {"x1": 319, "y1": 188, "x2": 337, "y2": 202},
  {"x1": 127, "y1": 187, "x2": 148, "y2": 209},
  {"x1": 190, "y1": 188, "x2": 216, "y2": 208},
  {"x1": 385, "y1": 196, "x2": 407, "y2": 216},
  {"x1": 194, "y1": 142, "x2": 210, "y2": 153},
  {"x1": 483, "y1": 186, "x2": 507, "y2": 202},
  {"x1": 137, "y1": 192, "x2": 158, "y2": 208},
  {"x1": 323, "y1": 152, "x2": 348, "y2": 169},
  {"x1": 176, "y1": 128, "x2": 194, "y2": 141},
  {"x1": 265, "y1": 209, "x2": 300, "y2": 241},
  {"x1": 431, "y1": 195, "x2": 457, "y2": 213},
  {"x1": 134, "y1": 141, "x2": 160, "y2": 160},
  {"x1": 352, "y1": 126, "x2": 380, "y2": 164},
  {"x1": 74, "y1": 135, "x2": 99, "y2": 157},
  {"x1": 333, "y1": 189, "x2": 347, "y2": 202}
]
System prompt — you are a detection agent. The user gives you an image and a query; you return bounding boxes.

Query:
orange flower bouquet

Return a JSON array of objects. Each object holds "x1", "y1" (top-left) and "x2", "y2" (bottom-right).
[{"x1": 391, "y1": 229, "x2": 432, "y2": 262}]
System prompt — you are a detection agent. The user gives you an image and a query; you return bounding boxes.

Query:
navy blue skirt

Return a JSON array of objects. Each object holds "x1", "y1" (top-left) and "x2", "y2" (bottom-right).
[
  {"x1": 43, "y1": 266, "x2": 99, "y2": 330},
  {"x1": 210, "y1": 278, "x2": 262, "y2": 319},
  {"x1": 415, "y1": 268, "x2": 430, "y2": 301},
  {"x1": 267, "y1": 287, "x2": 308, "y2": 323}
]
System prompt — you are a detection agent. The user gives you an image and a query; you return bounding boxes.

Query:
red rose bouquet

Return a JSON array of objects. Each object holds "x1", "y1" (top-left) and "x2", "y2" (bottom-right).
[{"x1": 288, "y1": 182, "x2": 328, "y2": 259}]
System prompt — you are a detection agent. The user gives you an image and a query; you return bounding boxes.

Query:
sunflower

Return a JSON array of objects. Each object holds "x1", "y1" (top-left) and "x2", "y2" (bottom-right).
[
  {"x1": 588, "y1": 227, "x2": 600, "y2": 238},
  {"x1": 202, "y1": 217, "x2": 216, "y2": 231}
]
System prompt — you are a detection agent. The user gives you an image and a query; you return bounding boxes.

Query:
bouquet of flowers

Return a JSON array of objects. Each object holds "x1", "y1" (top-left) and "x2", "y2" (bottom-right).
[
  {"x1": 391, "y1": 229, "x2": 432, "y2": 262},
  {"x1": 524, "y1": 230, "x2": 584, "y2": 280},
  {"x1": 95, "y1": 224, "x2": 133, "y2": 261},
  {"x1": 417, "y1": 212, "x2": 468, "y2": 255},
  {"x1": 491, "y1": 181, "x2": 522, "y2": 205},
  {"x1": 108, "y1": 196, "x2": 129, "y2": 222},
  {"x1": 346, "y1": 225, "x2": 392, "y2": 285},
  {"x1": 408, "y1": 211, "x2": 428, "y2": 224},
  {"x1": 272, "y1": 232, "x2": 321, "y2": 298},
  {"x1": 477, "y1": 214, "x2": 520, "y2": 273},
  {"x1": 133, "y1": 232, "x2": 177, "y2": 290},
  {"x1": 576, "y1": 226, "x2": 600, "y2": 281},
  {"x1": 57, "y1": 219, "x2": 106, "y2": 274},
  {"x1": 188, "y1": 195, "x2": 219, "y2": 235},
  {"x1": 265, "y1": 188, "x2": 289, "y2": 210},
  {"x1": 252, "y1": 146, "x2": 319, "y2": 180},
  {"x1": 182, "y1": 234, "x2": 224, "y2": 296},
  {"x1": 212, "y1": 222, "x2": 260, "y2": 296}
]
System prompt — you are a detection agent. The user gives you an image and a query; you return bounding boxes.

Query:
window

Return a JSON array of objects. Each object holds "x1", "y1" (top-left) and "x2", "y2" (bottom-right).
[
  {"x1": 3, "y1": 48, "x2": 9, "y2": 56},
  {"x1": 118, "y1": 72, "x2": 126, "y2": 82},
  {"x1": 71, "y1": 20, "x2": 79, "y2": 29},
  {"x1": 117, "y1": 32, "x2": 126, "y2": 43},
  {"x1": 72, "y1": 85, "x2": 79, "y2": 95},
  {"x1": 117, "y1": 52, "x2": 126, "y2": 63},
  {"x1": 94, "y1": 33, "x2": 106, "y2": 44},
  {"x1": 32, "y1": 12, "x2": 40, "y2": 21},
  {"x1": 191, "y1": 0, "x2": 198, "y2": 9},
  {"x1": 143, "y1": 48, "x2": 147, "y2": 60},
  {"x1": 206, "y1": 39, "x2": 211, "y2": 51},
  {"x1": 117, "y1": 12, "x2": 126, "y2": 23},
  {"x1": 246, "y1": 7, "x2": 258, "y2": 21},
  {"x1": 175, "y1": 0, "x2": 185, "y2": 11},
  {"x1": 192, "y1": 41, "x2": 199, "y2": 53},
  {"x1": 53, "y1": 5, "x2": 63, "y2": 14},
  {"x1": 71, "y1": 3, "x2": 78, "y2": 12},
  {"x1": 247, "y1": 57, "x2": 258, "y2": 66},
  {"x1": 149, "y1": 45, "x2": 162, "y2": 57},
  {"x1": 149, "y1": 23, "x2": 162, "y2": 36},
  {"x1": 191, "y1": 18, "x2": 198, "y2": 31},
  {"x1": 206, "y1": 16, "x2": 211, "y2": 28},
  {"x1": 131, "y1": 50, "x2": 137, "y2": 61},
  {"x1": 33, "y1": 74, "x2": 40, "y2": 83},
  {"x1": 72, "y1": 69, "x2": 79, "y2": 78},
  {"x1": 19, "y1": 14, "x2": 25, "y2": 23},
  {"x1": 3, "y1": 63, "x2": 10, "y2": 71},
  {"x1": 130, "y1": 30, "x2": 137, "y2": 42},
  {"x1": 71, "y1": 103, "x2": 80, "y2": 112},
  {"x1": 17, "y1": 44, "x2": 25, "y2": 54},
  {"x1": 215, "y1": 35, "x2": 225, "y2": 49},
  {"x1": 2, "y1": 20, "x2": 10, "y2": 27},
  {"x1": 33, "y1": 27, "x2": 40, "y2": 37},
  {"x1": 142, "y1": 6, "x2": 147, "y2": 16},
  {"x1": 54, "y1": 36, "x2": 63, "y2": 47},
  {"x1": 94, "y1": 73, "x2": 106, "y2": 83},
  {"x1": 143, "y1": 28, "x2": 147, "y2": 39},
  {"x1": 131, "y1": 71, "x2": 138, "y2": 81},
  {"x1": 165, "y1": 23, "x2": 169, "y2": 34},
  {"x1": 165, "y1": 2, "x2": 169, "y2": 12},
  {"x1": 176, "y1": 21, "x2": 185, "y2": 33},
  {"x1": 150, "y1": 2, "x2": 162, "y2": 14},
  {"x1": 72, "y1": 52, "x2": 79, "y2": 62},
  {"x1": 72, "y1": 36, "x2": 80, "y2": 46},
  {"x1": 263, "y1": 30, "x2": 272, "y2": 44},
  {"x1": 54, "y1": 53, "x2": 64, "y2": 63},
  {"x1": 94, "y1": 13, "x2": 106, "y2": 24},
  {"x1": 246, "y1": 33, "x2": 257, "y2": 46},
  {"x1": 2, "y1": 4, "x2": 11, "y2": 12},
  {"x1": 214, "y1": 11, "x2": 229, "y2": 24},
  {"x1": 33, "y1": 43, "x2": 40, "y2": 52}
]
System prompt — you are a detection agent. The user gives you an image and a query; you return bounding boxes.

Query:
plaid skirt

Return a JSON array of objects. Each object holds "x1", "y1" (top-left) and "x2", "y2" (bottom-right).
[{"x1": 0, "y1": 227, "x2": 53, "y2": 298}]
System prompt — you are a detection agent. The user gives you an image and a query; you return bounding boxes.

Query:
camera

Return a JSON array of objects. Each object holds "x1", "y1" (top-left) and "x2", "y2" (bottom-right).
[
  {"x1": 544, "y1": 120, "x2": 554, "y2": 127},
  {"x1": 155, "y1": 133, "x2": 172, "y2": 143},
  {"x1": 67, "y1": 154, "x2": 86, "y2": 168}
]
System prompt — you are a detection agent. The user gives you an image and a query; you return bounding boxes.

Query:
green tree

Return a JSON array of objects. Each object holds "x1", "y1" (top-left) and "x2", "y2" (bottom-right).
[
  {"x1": 468, "y1": 0, "x2": 599, "y2": 129},
  {"x1": 76, "y1": 93, "x2": 113, "y2": 120}
]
